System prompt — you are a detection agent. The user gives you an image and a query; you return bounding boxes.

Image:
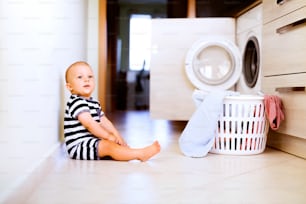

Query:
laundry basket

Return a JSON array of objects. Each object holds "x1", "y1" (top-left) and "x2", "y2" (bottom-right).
[{"x1": 209, "y1": 95, "x2": 268, "y2": 155}]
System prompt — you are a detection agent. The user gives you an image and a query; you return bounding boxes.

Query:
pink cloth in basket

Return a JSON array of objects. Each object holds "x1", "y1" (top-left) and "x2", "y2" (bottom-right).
[{"x1": 264, "y1": 95, "x2": 285, "y2": 130}]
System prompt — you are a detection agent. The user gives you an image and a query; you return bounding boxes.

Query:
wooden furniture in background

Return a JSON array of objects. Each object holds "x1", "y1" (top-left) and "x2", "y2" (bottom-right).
[{"x1": 262, "y1": 0, "x2": 306, "y2": 158}]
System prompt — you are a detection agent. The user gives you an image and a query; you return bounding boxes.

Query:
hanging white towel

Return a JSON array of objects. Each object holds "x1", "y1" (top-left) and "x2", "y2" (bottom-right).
[{"x1": 179, "y1": 90, "x2": 238, "y2": 157}]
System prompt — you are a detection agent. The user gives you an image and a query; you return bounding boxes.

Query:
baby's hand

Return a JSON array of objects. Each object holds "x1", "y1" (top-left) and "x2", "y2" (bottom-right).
[
  {"x1": 118, "y1": 137, "x2": 128, "y2": 147},
  {"x1": 106, "y1": 134, "x2": 126, "y2": 146},
  {"x1": 107, "y1": 134, "x2": 119, "y2": 143}
]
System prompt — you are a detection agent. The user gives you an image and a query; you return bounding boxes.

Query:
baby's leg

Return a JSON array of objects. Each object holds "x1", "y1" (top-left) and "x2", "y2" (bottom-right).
[{"x1": 97, "y1": 140, "x2": 160, "y2": 162}]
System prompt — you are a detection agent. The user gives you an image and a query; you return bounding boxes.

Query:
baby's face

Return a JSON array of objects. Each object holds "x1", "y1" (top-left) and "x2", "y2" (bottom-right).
[{"x1": 66, "y1": 64, "x2": 95, "y2": 98}]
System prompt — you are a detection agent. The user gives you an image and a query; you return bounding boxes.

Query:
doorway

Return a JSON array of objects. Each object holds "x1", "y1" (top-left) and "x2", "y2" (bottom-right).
[{"x1": 106, "y1": 1, "x2": 168, "y2": 111}]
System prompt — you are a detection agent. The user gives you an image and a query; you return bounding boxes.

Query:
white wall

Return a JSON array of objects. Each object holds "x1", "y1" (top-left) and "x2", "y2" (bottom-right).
[{"x1": 0, "y1": 0, "x2": 98, "y2": 199}]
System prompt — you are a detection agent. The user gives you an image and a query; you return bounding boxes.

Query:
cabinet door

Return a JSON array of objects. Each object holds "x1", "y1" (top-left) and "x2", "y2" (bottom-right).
[
  {"x1": 262, "y1": 7, "x2": 306, "y2": 76},
  {"x1": 263, "y1": 0, "x2": 305, "y2": 23},
  {"x1": 262, "y1": 73, "x2": 306, "y2": 139}
]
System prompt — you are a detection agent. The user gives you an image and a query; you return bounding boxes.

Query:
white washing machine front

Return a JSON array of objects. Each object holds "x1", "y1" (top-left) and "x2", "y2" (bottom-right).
[
  {"x1": 185, "y1": 38, "x2": 242, "y2": 92},
  {"x1": 236, "y1": 4, "x2": 262, "y2": 94}
]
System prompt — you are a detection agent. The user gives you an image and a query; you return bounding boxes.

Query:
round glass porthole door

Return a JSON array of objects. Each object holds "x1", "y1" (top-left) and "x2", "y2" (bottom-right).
[
  {"x1": 243, "y1": 36, "x2": 260, "y2": 88},
  {"x1": 185, "y1": 39, "x2": 241, "y2": 91}
]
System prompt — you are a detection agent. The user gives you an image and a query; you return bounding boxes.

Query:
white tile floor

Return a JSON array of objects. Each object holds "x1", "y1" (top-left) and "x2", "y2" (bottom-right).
[{"x1": 2, "y1": 111, "x2": 306, "y2": 204}]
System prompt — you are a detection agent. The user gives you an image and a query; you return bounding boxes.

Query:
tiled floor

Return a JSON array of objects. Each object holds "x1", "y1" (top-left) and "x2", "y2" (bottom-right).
[{"x1": 2, "y1": 111, "x2": 306, "y2": 204}]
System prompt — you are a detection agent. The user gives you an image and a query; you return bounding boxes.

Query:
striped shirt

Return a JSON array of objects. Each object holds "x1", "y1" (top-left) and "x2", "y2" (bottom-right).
[{"x1": 64, "y1": 95, "x2": 104, "y2": 160}]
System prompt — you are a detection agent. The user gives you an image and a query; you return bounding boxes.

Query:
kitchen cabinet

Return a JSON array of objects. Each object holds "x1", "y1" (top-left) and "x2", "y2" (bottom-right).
[{"x1": 262, "y1": 0, "x2": 306, "y2": 158}]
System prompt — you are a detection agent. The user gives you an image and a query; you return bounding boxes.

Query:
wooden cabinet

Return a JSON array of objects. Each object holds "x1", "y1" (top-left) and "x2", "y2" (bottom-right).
[
  {"x1": 262, "y1": 0, "x2": 306, "y2": 158},
  {"x1": 262, "y1": 7, "x2": 306, "y2": 76},
  {"x1": 263, "y1": 0, "x2": 305, "y2": 24},
  {"x1": 262, "y1": 74, "x2": 306, "y2": 138},
  {"x1": 150, "y1": 18, "x2": 236, "y2": 120}
]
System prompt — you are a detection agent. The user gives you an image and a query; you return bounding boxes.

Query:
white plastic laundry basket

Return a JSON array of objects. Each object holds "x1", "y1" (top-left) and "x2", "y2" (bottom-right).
[{"x1": 209, "y1": 95, "x2": 268, "y2": 155}]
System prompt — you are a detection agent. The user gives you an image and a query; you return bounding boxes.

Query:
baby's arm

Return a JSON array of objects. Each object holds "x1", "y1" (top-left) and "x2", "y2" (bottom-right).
[
  {"x1": 77, "y1": 111, "x2": 119, "y2": 143},
  {"x1": 99, "y1": 115, "x2": 127, "y2": 146}
]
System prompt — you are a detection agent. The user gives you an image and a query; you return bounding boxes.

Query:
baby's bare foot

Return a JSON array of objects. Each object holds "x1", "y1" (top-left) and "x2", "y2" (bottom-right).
[{"x1": 139, "y1": 141, "x2": 161, "y2": 162}]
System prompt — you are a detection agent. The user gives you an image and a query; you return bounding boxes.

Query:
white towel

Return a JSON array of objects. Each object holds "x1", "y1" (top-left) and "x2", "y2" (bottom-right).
[{"x1": 179, "y1": 90, "x2": 238, "y2": 157}]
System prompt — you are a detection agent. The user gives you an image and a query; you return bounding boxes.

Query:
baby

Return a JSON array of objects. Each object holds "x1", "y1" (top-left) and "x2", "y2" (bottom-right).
[{"x1": 64, "y1": 61, "x2": 160, "y2": 161}]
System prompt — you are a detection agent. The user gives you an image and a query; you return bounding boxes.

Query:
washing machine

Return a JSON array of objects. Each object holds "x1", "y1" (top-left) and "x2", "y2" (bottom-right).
[{"x1": 236, "y1": 4, "x2": 262, "y2": 94}]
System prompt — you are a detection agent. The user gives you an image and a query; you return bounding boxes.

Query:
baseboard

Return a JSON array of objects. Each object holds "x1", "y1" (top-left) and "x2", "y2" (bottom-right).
[
  {"x1": 267, "y1": 131, "x2": 306, "y2": 159},
  {"x1": 0, "y1": 142, "x2": 61, "y2": 203}
]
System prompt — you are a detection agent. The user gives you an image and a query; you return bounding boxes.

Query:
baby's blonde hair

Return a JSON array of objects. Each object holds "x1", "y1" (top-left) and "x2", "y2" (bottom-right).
[{"x1": 65, "y1": 61, "x2": 90, "y2": 83}]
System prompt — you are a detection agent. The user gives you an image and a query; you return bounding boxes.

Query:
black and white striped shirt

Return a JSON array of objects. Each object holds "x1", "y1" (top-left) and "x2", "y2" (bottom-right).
[{"x1": 64, "y1": 95, "x2": 104, "y2": 159}]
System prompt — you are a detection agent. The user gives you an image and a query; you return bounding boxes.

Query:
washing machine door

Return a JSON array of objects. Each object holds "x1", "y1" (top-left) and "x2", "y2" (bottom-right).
[
  {"x1": 243, "y1": 36, "x2": 260, "y2": 88},
  {"x1": 185, "y1": 38, "x2": 241, "y2": 91}
]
